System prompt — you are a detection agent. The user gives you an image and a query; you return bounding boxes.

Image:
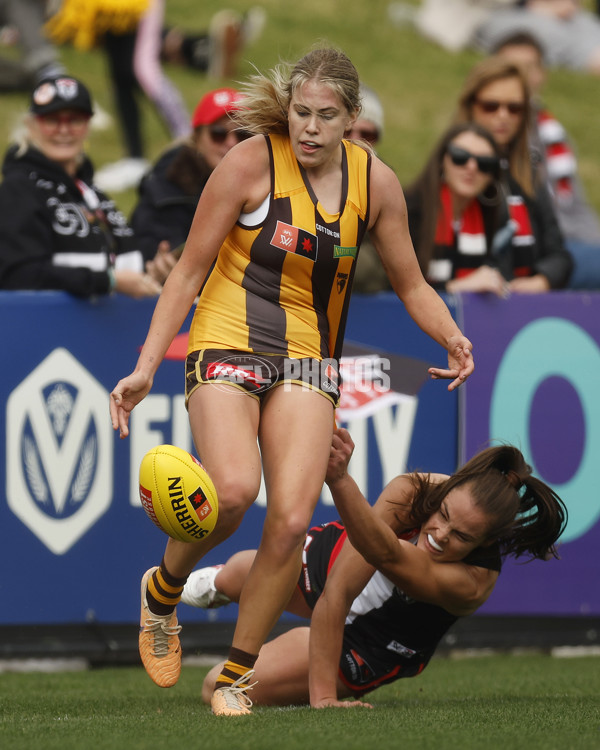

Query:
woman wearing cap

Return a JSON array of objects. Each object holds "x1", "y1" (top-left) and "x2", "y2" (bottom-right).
[
  {"x1": 110, "y1": 48, "x2": 474, "y2": 716},
  {"x1": 404, "y1": 122, "x2": 508, "y2": 296},
  {"x1": 130, "y1": 87, "x2": 248, "y2": 278},
  {"x1": 0, "y1": 75, "x2": 162, "y2": 299}
]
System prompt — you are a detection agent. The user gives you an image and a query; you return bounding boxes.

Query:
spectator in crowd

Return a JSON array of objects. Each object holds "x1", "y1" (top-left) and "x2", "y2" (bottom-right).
[
  {"x1": 181, "y1": 428, "x2": 567, "y2": 708},
  {"x1": 0, "y1": 75, "x2": 162, "y2": 298},
  {"x1": 453, "y1": 56, "x2": 572, "y2": 291},
  {"x1": 347, "y1": 83, "x2": 393, "y2": 294},
  {"x1": 390, "y1": 0, "x2": 514, "y2": 53},
  {"x1": 404, "y1": 122, "x2": 509, "y2": 296},
  {"x1": 46, "y1": 1, "x2": 259, "y2": 192},
  {"x1": 474, "y1": 0, "x2": 600, "y2": 77},
  {"x1": 493, "y1": 31, "x2": 600, "y2": 288},
  {"x1": 0, "y1": 0, "x2": 64, "y2": 91},
  {"x1": 159, "y1": 6, "x2": 266, "y2": 74},
  {"x1": 130, "y1": 87, "x2": 247, "y2": 272},
  {"x1": 399, "y1": 0, "x2": 600, "y2": 77}
]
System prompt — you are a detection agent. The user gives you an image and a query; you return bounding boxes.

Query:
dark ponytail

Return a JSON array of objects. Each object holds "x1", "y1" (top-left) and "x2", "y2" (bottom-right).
[{"x1": 408, "y1": 445, "x2": 568, "y2": 561}]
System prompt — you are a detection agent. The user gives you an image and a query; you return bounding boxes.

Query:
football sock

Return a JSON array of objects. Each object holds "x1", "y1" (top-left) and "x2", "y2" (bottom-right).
[
  {"x1": 146, "y1": 558, "x2": 187, "y2": 616},
  {"x1": 214, "y1": 647, "x2": 258, "y2": 689}
]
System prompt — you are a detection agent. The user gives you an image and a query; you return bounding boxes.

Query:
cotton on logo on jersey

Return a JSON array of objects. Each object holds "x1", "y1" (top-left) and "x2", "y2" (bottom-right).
[
  {"x1": 270, "y1": 220, "x2": 318, "y2": 260},
  {"x1": 6, "y1": 348, "x2": 113, "y2": 554}
]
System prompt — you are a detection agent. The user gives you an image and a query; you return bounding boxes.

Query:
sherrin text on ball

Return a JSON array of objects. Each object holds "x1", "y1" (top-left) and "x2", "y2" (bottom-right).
[{"x1": 139, "y1": 444, "x2": 218, "y2": 542}]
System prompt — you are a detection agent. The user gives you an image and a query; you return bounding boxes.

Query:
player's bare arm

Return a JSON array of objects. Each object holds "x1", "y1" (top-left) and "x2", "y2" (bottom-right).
[
  {"x1": 110, "y1": 137, "x2": 271, "y2": 439},
  {"x1": 309, "y1": 541, "x2": 376, "y2": 709},
  {"x1": 367, "y1": 158, "x2": 474, "y2": 390}
]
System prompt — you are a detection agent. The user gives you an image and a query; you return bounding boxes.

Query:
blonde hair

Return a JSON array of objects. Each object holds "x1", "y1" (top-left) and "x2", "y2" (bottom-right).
[
  {"x1": 452, "y1": 56, "x2": 534, "y2": 197},
  {"x1": 233, "y1": 47, "x2": 361, "y2": 135}
]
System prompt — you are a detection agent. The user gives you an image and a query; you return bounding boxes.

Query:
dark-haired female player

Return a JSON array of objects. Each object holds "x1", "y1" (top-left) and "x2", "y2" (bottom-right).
[{"x1": 186, "y1": 428, "x2": 567, "y2": 709}]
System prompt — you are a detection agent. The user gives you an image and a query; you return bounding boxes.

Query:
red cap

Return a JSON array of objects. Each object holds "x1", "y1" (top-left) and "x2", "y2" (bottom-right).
[{"x1": 191, "y1": 88, "x2": 243, "y2": 128}]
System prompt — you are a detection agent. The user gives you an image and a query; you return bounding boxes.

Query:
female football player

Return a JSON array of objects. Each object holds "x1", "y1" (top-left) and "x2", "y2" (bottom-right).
[
  {"x1": 186, "y1": 429, "x2": 566, "y2": 708},
  {"x1": 110, "y1": 47, "x2": 474, "y2": 715}
]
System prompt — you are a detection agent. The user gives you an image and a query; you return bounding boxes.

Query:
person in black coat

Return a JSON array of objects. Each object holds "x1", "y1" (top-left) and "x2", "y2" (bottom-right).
[{"x1": 0, "y1": 75, "x2": 162, "y2": 299}]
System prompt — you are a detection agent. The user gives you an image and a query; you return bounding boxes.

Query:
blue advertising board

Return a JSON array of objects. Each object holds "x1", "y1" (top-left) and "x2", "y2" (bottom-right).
[
  {"x1": 0, "y1": 291, "x2": 456, "y2": 626},
  {"x1": 2, "y1": 290, "x2": 597, "y2": 626},
  {"x1": 461, "y1": 292, "x2": 600, "y2": 616}
]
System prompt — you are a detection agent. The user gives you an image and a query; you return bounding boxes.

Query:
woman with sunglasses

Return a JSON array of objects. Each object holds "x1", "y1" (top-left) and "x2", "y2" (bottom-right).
[
  {"x1": 130, "y1": 87, "x2": 247, "y2": 281},
  {"x1": 182, "y1": 427, "x2": 566, "y2": 708},
  {"x1": 453, "y1": 56, "x2": 572, "y2": 292},
  {"x1": 405, "y1": 122, "x2": 508, "y2": 296},
  {"x1": 110, "y1": 47, "x2": 474, "y2": 716},
  {"x1": 0, "y1": 75, "x2": 162, "y2": 299}
]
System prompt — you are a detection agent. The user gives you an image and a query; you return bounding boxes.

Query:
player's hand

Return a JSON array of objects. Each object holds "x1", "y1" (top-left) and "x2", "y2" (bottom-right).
[
  {"x1": 110, "y1": 372, "x2": 153, "y2": 439},
  {"x1": 312, "y1": 697, "x2": 373, "y2": 709},
  {"x1": 428, "y1": 335, "x2": 474, "y2": 391},
  {"x1": 326, "y1": 428, "x2": 355, "y2": 486}
]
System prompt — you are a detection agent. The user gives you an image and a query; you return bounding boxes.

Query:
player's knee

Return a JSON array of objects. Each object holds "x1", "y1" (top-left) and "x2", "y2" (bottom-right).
[
  {"x1": 214, "y1": 476, "x2": 260, "y2": 527},
  {"x1": 264, "y1": 512, "x2": 311, "y2": 553}
]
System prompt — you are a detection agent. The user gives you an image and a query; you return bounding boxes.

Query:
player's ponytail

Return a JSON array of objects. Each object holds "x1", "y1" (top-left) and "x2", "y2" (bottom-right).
[{"x1": 499, "y1": 475, "x2": 568, "y2": 560}]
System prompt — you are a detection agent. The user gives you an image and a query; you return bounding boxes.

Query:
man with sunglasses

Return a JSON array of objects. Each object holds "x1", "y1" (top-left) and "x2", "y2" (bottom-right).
[{"x1": 131, "y1": 87, "x2": 247, "y2": 280}]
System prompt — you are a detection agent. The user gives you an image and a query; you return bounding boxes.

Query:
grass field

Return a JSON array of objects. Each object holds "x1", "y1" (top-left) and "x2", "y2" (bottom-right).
[
  {"x1": 1, "y1": 653, "x2": 599, "y2": 750},
  {"x1": 1, "y1": 0, "x2": 599, "y2": 218},
  {"x1": 2, "y1": 4, "x2": 599, "y2": 748}
]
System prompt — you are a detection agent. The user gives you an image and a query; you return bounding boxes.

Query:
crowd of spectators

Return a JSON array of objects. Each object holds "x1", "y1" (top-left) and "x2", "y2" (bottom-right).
[{"x1": 0, "y1": 1, "x2": 599, "y2": 296}]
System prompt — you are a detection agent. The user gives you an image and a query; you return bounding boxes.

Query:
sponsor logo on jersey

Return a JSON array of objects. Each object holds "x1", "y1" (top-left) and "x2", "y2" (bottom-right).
[
  {"x1": 333, "y1": 245, "x2": 357, "y2": 259},
  {"x1": 386, "y1": 640, "x2": 417, "y2": 658},
  {"x1": 270, "y1": 221, "x2": 318, "y2": 260}
]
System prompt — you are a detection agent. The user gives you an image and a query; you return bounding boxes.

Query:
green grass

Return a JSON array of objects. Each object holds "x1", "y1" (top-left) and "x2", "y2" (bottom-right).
[
  {"x1": 1, "y1": 654, "x2": 599, "y2": 749},
  {"x1": 1, "y1": 0, "x2": 599, "y2": 217}
]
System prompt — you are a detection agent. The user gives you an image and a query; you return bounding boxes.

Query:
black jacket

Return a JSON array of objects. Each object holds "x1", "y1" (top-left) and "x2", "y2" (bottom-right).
[
  {"x1": 130, "y1": 143, "x2": 212, "y2": 261},
  {"x1": 494, "y1": 174, "x2": 573, "y2": 289},
  {"x1": 0, "y1": 145, "x2": 143, "y2": 297}
]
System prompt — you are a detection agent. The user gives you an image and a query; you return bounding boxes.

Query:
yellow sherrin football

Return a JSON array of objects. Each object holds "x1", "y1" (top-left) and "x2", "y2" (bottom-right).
[{"x1": 139, "y1": 444, "x2": 218, "y2": 543}]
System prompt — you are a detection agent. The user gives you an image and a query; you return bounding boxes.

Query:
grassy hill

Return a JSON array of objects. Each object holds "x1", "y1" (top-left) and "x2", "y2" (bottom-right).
[{"x1": 1, "y1": 0, "x2": 599, "y2": 218}]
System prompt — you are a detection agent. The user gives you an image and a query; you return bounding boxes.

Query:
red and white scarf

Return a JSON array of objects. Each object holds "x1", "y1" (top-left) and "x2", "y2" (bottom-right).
[
  {"x1": 428, "y1": 184, "x2": 487, "y2": 283},
  {"x1": 536, "y1": 108, "x2": 577, "y2": 206}
]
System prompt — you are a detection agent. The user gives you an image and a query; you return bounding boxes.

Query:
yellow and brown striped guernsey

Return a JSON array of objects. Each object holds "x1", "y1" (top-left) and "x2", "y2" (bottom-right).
[{"x1": 188, "y1": 134, "x2": 371, "y2": 360}]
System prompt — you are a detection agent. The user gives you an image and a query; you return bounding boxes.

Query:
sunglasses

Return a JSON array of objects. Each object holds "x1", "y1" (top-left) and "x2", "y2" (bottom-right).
[
  {"x1": 36, "y1": 112, "x2": 91, "y2": 131},
  {"x1": 474, "y1": 99, "x2": 526, "y2": 115},
  {"x1": 446, "y1": 144, "x2": 499, "y2": 174},
  {"x1": 207, "y1": 125, "x2": 252, "y2": 144},
  {"x1": 349, "y1": 127, "x2": 380, "y2": 145}
]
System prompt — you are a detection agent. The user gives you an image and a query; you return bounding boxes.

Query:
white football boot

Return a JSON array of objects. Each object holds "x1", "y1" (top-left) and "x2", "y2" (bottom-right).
[{"x1": 180, "y1": 565, "x2": 231, "y2": 609}]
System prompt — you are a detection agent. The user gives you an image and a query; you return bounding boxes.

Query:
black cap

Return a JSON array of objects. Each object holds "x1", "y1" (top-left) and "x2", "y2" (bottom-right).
[{"x1": 30, "y1": 77, "x2": 94, "y2": 117}]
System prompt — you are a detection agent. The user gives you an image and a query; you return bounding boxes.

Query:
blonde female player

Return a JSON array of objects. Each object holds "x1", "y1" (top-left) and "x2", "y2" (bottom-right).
[{"x1": 109, "y1": 47, "x2": 474, "y2": 716}]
